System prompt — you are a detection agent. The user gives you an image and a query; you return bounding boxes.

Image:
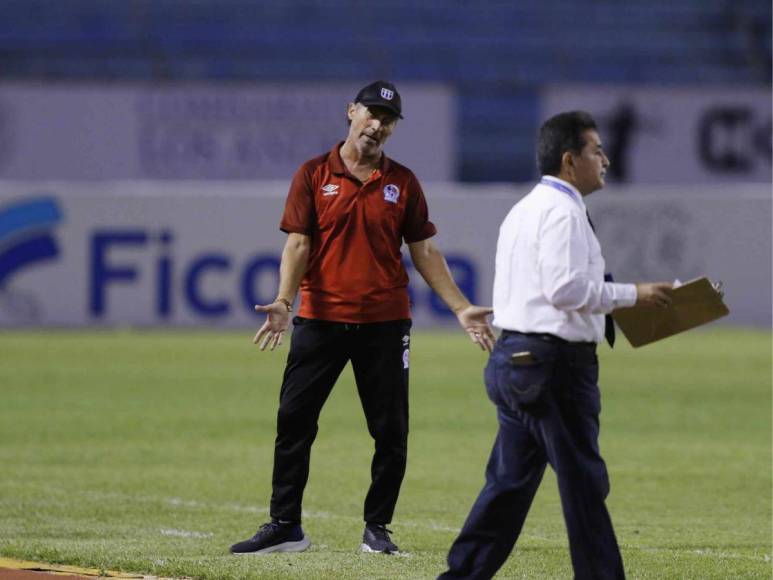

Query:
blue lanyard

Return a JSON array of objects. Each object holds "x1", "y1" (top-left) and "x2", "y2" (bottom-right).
[
  {"x1": 540, "y1": 177, "x2": 578, "y2": 200},
  {"x1": 541, "y1": 177, "x2": 595, "y2": 230}
]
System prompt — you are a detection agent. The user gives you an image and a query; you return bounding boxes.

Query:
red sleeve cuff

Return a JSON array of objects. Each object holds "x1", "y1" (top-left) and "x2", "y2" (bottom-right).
[
  {"x1": 404, "y1": 222, "x2": 437, "y2": 243},
  {"x1": 280, "y1": 222, "x2": 311, "y2": 235}
]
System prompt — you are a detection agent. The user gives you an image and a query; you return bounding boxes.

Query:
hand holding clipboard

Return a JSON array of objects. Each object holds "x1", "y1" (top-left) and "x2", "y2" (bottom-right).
[{"x1": 612, "y1": 277, "x2": 729, "y2": 347}]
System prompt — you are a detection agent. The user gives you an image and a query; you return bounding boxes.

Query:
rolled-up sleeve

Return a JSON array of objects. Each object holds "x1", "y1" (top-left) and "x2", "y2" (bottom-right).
[
  {"x1": 280, "y1": 163, "x2": 316, "y2": 235},
  {"x1": 401, "y1": 173, "x2": 437, "y2": 243}
]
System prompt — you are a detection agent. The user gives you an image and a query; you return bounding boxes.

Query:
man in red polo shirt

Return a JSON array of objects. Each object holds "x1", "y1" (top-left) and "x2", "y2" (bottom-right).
[{"x1": 230, "y1": 81, "x2": 495, "y2": 555}]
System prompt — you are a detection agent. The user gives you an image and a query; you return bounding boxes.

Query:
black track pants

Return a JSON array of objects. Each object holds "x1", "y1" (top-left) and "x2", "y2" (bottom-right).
[{"x1": 269, "y1": 316, "x2": 412, "y2": 525}]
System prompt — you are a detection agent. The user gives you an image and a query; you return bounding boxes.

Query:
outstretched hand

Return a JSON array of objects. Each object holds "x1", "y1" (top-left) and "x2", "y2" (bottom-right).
[
  {"x1": 252, "y1": 302, "x2": 291, "y2": 351},
  {"x1": 456, "y1": 305, "x2": 496, "y2": 352}
]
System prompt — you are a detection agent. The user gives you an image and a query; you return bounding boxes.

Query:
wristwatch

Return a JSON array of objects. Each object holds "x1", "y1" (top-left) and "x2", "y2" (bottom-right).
[{"x1": 275, "y1": 298, "x2": 293, "y2": 312}]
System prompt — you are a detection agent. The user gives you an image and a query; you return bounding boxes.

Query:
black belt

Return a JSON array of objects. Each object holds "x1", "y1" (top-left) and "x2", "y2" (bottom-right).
[{"x1": 501, "y1": 329, "x2": 595, "y2": 348}]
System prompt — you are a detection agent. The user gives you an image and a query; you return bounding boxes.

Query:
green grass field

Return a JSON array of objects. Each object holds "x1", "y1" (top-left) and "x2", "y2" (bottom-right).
[{"x1": 0, "y1": 327, "x2": 770, "y2": 579}]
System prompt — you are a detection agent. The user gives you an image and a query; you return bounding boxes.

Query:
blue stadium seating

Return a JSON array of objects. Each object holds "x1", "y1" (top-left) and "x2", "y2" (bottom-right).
[{"x1": 0, "y1": 0, "x2": 769, "y2": 180}]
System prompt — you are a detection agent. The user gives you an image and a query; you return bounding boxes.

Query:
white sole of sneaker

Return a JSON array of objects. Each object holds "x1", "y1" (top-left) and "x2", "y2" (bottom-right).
[
  {"x1": 360, "y1": 543, "x2": 398, "y2": 555},
  {"x1": 235, "y1": 535, "x2": 311, "y2": 555}
]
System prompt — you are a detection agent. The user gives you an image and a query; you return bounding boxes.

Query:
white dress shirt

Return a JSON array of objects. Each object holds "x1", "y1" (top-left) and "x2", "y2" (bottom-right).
[{"x1": 492, "y1": 176, "x2": 637, "y2": 343}]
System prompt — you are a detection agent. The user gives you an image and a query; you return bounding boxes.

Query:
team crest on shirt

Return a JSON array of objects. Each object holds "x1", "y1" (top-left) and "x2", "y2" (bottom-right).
[
  {"x1": 321, "y1": 184, "x2": 339, "y2": 196},
  {"x1": 383, "y1": 184, "x2": 400, "y2": 204}
]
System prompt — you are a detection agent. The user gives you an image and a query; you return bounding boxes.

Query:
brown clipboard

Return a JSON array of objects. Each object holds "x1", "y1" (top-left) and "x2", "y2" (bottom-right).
[{"x1": 612, "y1": 277, "x2": 729, "y2": 348}]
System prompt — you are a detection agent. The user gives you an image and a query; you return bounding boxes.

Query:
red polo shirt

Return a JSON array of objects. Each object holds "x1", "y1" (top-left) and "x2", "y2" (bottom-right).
[{"x1": 280, "y1": 142, "x2": 437, "y2": 322}]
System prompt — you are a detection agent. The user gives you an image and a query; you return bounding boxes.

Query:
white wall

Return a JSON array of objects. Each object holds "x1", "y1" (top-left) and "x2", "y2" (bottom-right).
[
  {"x1": 542, "y1": 85, "x2": 771, "y2": 183},
  {"x1": 0, "y1": 82, "x2": 455, "y2": 181}
]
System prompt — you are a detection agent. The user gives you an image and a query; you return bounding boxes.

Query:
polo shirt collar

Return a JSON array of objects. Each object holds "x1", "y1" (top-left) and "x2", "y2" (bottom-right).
[{"x1": 330, "y1": 141, "x2": 390, "y2": 178}]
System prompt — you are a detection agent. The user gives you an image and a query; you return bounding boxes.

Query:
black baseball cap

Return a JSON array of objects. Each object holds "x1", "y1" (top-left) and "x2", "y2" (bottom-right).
[{"x1": 354, "y1": 80, "x2": 403, "y2": 119}]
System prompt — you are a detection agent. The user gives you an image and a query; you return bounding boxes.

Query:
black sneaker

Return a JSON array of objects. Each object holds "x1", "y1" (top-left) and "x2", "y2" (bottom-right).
[
  {"x1": 230, "y1": 521, "x2": 310, "y2": 554},
  {"x1": 360, "y1": 523, "x2": 399, "y2": 554}
]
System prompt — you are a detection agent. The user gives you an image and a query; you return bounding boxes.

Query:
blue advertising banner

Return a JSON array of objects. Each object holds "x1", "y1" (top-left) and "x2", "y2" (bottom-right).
[{"x1": 0, "y1": 182, "x2": 769, "y2": 328}]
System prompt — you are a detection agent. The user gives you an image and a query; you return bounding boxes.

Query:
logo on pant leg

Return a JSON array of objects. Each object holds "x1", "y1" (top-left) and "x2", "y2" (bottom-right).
[{"x1": 402, "y1": 348, "x2": 410, "y2": 369}]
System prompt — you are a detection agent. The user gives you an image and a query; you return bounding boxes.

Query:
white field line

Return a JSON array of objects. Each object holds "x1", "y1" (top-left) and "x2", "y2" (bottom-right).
[
  {"x1": 122, "y1": 492, "x2": 773, "y2": 561},
  {"x1": 687, "y1": 549, "x2": 771, "y2": 562},
  {"x1": 9, "y1": 485, "x2": 771, "y2": 562},
  {"x1": 617, "y1": 545, "x2": 770, "y2": 563},
  {"x1": 159, "y1": 528, "x2": 213, "y2": 539},
  {"x1": 165, "y1": 497, "x2": 772, "y2": 562},
  {"x1": 76, "y1": 490, "x2": 545, "y2": 538}
]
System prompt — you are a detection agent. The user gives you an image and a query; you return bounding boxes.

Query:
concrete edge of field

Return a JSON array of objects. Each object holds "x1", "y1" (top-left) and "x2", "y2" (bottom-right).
[{"x1": 0, "y1": 558, "x2": 183, "y2": 580}]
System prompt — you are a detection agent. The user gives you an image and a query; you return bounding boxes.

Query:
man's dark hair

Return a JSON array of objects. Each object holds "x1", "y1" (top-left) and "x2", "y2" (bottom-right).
[{"x1": 537, "y1": 111, "x2": 598, "y2": 176}]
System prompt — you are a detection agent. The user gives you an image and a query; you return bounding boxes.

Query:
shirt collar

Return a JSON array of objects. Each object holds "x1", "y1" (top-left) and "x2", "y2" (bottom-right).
[
  {"x1": 329, "y1": 141, "x2": 347, "y2": 175},
  {"x1": 330, "y1": 141, "x2": 390, "y2": 179},
  {"x1": 540, "y1": 175, "x2": 586, "y2": 210}
]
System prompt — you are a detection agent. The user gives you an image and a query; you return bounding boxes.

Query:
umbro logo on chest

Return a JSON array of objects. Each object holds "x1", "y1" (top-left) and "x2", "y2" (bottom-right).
[{"x1": 321, "y1": 184, "x2": 339, "y2": 196}]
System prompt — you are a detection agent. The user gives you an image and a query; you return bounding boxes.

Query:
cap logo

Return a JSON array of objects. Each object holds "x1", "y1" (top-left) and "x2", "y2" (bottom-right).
[
  {"x1": 380, "y1": 88, "x2": 395, "y2": 101},
  {"x1": 383, "y1": 184, "x2": 400, "y2": 204}
]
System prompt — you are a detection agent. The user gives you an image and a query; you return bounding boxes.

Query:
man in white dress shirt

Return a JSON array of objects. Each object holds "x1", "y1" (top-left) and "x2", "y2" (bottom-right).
[{"x1": 439, "y1": 111, "x2": 672, "y2": 580}]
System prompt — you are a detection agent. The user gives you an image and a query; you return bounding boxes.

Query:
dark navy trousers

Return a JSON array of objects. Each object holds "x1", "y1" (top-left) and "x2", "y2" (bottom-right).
[{"x1": 439, "y1": 332, "x2": 625, "y2": 580}]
